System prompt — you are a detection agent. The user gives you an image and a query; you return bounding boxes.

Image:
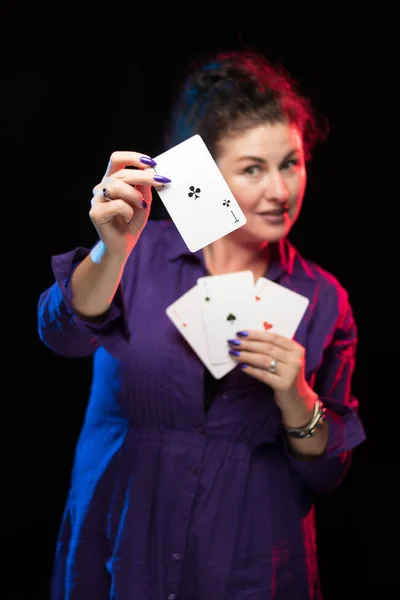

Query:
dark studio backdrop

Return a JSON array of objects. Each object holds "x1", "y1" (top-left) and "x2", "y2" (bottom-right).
[{"x1": 2, "y1": 2, "x2": 397, "y2": 599}]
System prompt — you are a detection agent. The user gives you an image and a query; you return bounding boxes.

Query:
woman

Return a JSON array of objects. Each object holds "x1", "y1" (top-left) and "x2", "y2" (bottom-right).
[{"x1": 38, "y1": 50, "x2": 366, "y2": 599}]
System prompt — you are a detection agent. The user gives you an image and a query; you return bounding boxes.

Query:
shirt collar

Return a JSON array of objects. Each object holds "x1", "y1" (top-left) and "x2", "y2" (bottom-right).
[{"x1": 166, "y1": 228, "x2": 316, "y2": 281}]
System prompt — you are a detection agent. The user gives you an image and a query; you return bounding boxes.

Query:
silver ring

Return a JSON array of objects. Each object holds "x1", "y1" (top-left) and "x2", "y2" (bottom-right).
[
  {"x1": 267, "y1": 358, "x2": 278, "y2": 374},
  {"x1": 102, "y1": 186, "x2": 112, "y2": 200}
]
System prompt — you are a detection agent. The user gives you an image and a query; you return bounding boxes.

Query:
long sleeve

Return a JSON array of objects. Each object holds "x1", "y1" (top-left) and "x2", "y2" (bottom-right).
[
  {"x1": 37, "y1": 247, "x2": 130, "y2": 358},
  {"x1": 283, "y1": 290, "x2": 366, "y2": 494}
]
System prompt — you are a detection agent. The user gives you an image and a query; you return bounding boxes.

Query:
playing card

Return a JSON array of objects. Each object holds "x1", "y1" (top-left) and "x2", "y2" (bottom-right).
[
  {"x1": 197, "y1": 271, "x2": 261, "y2": 365},
  {"x1": 165, "y1": 285, "x2": 238, "y2": 379},
  {"x1": 254, "y1": 277, "x2": 309, "y2": 338},
  {"x1": 153, "y1": 135, "x2": 247, "y2": 252}
]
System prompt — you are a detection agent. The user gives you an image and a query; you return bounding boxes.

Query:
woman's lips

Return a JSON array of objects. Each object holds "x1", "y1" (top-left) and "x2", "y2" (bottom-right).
[{"x1": 258, "y1": 207, "x2": 288, "y2": 224}]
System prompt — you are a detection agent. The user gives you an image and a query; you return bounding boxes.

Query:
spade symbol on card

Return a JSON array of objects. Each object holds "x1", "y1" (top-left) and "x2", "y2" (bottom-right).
[
  {"x1": 188, "y1": 186, "x2": 201, "y2": 199},
  {"x1": 226, "y1": 313, "x2": 237, "y2": 325}
]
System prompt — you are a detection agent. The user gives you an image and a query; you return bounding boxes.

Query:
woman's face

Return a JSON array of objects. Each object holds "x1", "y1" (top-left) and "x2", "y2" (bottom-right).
[{"x1": 216, "y1": 121, "x2": 307, "y2": 245}]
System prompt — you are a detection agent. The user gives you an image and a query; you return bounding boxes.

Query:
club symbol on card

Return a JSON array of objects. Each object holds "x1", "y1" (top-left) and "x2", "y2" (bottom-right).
[
  {"x1": 223, "y1": 199, "x2": 240, "y2": 223},
  {"x1": 204, "y1": 296, "x2": 210, "y2": 302},
  {"x1": 226, "y1": 313, "x2": 237, "y2": 324},
  {"x1": 188, "y1": 186, "x2": 201, "y2": 199}
]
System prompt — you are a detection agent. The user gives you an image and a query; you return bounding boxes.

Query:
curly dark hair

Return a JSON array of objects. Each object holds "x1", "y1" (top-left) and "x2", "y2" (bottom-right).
[{"x1": 164, "y1": 50, "x2": 328, "y2": 161}]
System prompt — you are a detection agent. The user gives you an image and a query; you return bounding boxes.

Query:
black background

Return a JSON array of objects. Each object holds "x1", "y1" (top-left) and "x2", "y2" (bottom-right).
[{"x1": 2, "y1": 2, "x2": 397, "y2": 598}]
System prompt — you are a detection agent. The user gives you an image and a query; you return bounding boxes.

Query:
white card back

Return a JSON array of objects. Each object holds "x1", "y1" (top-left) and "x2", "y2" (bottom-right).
[{"x1": 154, "y1": 135, "x2": 246, "y2": 252}]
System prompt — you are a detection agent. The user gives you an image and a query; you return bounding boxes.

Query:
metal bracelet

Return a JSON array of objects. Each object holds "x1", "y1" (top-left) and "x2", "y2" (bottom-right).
[{"x1": 284, "y1": 399, "x2": 327, "y2": 439}]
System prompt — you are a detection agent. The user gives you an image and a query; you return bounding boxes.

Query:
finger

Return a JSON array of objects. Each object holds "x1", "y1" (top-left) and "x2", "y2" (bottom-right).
[
  {"x1": 104, "y1": 151, "x2": 157, "y2": 177},
  {"x1": 113, "y1": 168, "x2": 171, "y2": 188},
  {"x1": 227, "y1": 338, "x2": 287, "y2": 362},
  {"x1": 93, "y1": 170, "x2": 171, "y2": 198},
  {"x1": 90, "y1": 198, "x2": 134, "y2": 225},
  {"x1": 229, "y1": 348, "x2": 282, "y2": 373},
  {"x1": 93, "y1": 179, "x2": 147, "y2": 211},
  {"x1": 239, "y1": 363, "x2": 278, "y2": 386},
  {"x1": 135, "y1": 182, "x2": 153, "y2": 205},
  {"x1": 237, "y1": 329, "x2": 300, "y2": 352}
]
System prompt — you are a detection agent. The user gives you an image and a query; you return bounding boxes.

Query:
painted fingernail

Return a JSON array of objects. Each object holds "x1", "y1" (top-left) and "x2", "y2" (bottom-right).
[
  {"x1": 140, "y1": 156, "x2": 157, "y2": 167},
  {"x1": 229, "y1": 349, "x2": 241, "y2": 357},
  {"x1": 227, "y1": 339, "x2": 241, "y2": 346},
  {"x1": 142, "y1": 200, "x2": 147, "y2": 208},
  {"x1": 236, "y1": 331, "x2": 249, "y2": 337},
  {"x1": 240, "y1": 363, "x2": 248, "y2": 369},
  {"x1": 153, "y1": 175, "x2": 171, "y2": 184}
]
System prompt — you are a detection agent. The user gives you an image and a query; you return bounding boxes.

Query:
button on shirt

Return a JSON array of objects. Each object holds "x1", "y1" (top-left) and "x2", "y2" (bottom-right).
[{"x1": 38, "y1": 219, "x2": 366, "y2": 600}]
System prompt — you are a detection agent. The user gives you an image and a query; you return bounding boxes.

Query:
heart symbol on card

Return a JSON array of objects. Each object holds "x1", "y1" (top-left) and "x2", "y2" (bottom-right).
[
  {"x1": 255, "y1": 296, "x2": 261, "y2": 301},
  {"x1": 263, "y1": 321, "x2": 273, "y2": 330}
]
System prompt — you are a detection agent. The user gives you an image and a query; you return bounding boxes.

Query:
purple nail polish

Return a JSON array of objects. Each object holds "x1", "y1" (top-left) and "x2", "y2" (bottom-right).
[
  {"x1": 240, "y1": 363, "x2": 248, "y2": 369},
  {"x1": 142, "y1": 200, "x2": 147, "y2": 209},
  {"x1": 227, "y1": 339, "x2": 241, "y2": 346},
  {"x1": 140, "y1": 156, "x2": 157, "y2": 167},
  {"x1": 237, "y1": 331, "x2": 249, "y2": 337},
  {"x1": 154, "y1": 175, "x2": 171, "y2": 184},
  {"x1": 229, "y1": 349, "x2": 241, "y2": 357}
]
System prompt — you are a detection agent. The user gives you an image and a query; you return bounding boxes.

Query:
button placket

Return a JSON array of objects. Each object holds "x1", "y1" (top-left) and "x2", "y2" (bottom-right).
[
  {"x1": 180, "y1": 509, "x2": 188, "y2": 521},
  {"x1": 168, "y1": 449, "x2": 203, "y2": 594}
]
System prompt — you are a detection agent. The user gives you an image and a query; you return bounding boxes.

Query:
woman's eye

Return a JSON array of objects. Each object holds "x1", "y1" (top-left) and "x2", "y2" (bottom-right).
[
  {"x1": 244, "y1": 165, "x2": 261, "y2": 175},
  {"x1": 281, "y1": 158, "x2": 299, "y2": 170}
]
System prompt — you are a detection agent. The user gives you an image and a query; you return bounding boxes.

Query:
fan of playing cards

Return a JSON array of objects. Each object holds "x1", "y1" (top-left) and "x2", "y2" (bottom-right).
[{"x1": 166, "y1": 271, "x2": 309, "y2": 379}]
